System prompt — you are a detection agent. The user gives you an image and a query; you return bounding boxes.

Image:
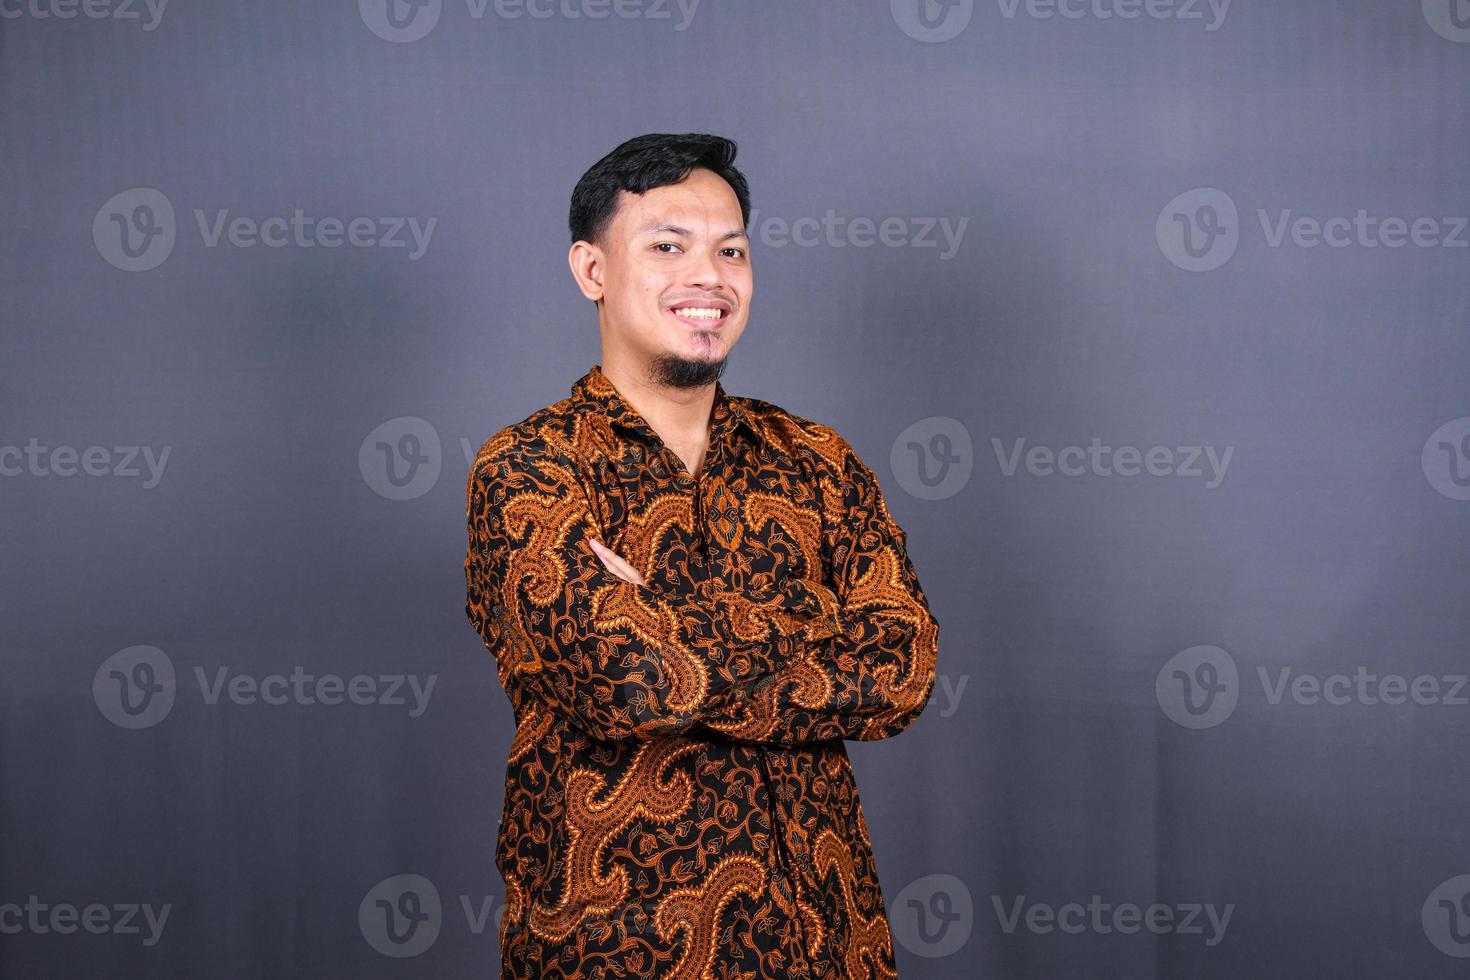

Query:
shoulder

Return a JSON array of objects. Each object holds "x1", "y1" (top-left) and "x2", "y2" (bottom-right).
[
  {"x1": 734, "y1": 395, "x2": 872, "y2": 482},
  {"x1": 466, "y1": 396, "x2": 581, "y2": 493}
]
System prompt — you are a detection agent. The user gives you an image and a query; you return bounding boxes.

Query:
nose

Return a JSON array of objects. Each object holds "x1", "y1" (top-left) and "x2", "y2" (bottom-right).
[{"x1": 683, "y1": 245, "x2": 725, "y2": 292}]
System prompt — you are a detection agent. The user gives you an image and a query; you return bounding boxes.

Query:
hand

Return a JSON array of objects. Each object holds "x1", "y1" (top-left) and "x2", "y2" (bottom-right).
[{"x1": 590, "y1": 539, "x2": 646, "y2": 586}]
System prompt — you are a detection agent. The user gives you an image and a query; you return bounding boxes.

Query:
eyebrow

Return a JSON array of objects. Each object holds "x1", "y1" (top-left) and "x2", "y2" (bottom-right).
[{"x1": 641, "y1": 222, "x2": 748, "y2": 243}]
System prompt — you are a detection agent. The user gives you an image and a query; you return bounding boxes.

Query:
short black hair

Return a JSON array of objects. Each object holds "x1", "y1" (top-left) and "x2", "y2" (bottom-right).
[{"x1": 568, "y1": 132, "x2": 752, "y2": 247}]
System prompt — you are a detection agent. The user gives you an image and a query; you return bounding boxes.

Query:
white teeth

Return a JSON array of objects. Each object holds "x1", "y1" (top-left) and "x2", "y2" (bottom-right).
[{"x1": 671, "y1": 307, "x2": 723, "y2": 319}]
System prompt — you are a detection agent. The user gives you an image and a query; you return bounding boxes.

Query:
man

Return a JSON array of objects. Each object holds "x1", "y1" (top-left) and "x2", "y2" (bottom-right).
[{"x1": 464, "y1": 132, "x2": 940, "y2": 979}]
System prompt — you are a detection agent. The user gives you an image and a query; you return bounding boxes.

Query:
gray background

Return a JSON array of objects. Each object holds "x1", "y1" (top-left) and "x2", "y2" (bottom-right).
[{"x1": 3, "y1": 0, "x2": 1470, "y2": 977}]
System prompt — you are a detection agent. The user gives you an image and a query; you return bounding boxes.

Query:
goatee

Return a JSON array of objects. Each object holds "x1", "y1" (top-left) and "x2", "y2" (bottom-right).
[{"x1": 649, "y1": 353, "x2": 727, "y2": 390}]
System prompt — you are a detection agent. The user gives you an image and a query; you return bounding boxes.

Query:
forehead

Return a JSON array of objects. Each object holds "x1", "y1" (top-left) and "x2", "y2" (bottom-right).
[{"x1": 612, "y1": 169, "x2": 744, "y2": 237}]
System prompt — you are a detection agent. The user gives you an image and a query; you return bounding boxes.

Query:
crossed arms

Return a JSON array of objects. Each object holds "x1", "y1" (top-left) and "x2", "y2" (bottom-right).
[{"x1": 464, "y1": 437, "x2": 939, "y2": 745}]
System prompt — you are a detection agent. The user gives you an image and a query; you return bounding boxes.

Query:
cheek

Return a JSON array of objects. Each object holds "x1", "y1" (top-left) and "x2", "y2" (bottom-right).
[
  {"x1": 610, "y1": 273, "x2": 658, "y2": 321},
  {"x1": 638, "y1": 277, "x2": 676, "y2": 319}
]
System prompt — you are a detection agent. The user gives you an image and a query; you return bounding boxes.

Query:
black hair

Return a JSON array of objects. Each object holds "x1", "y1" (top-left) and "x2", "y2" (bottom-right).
[{"x1": 568, "y1": 132, "x2": 752, "y2": 247}]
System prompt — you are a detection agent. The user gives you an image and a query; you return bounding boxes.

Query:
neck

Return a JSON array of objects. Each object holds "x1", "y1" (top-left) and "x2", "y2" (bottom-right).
[
  {"x1": 600, "y1": 356, "x2": 716, "y2": 431},
  {"x1": 599, "y1": 355, "x2": 718, "y2": 474}
]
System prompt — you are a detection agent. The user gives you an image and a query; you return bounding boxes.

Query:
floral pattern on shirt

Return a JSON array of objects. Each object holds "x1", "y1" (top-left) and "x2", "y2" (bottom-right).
[{"x1": 465, "y1": 364, "x2": 940, "y2": 978}]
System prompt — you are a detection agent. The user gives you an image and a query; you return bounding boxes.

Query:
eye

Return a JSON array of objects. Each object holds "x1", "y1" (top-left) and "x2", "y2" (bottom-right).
[
  {"x1": 653, "y1": 242, "x2": 681, "y2": 254},
  {"x1": 722, "y1": 247, "x2": 746, "y2": 259}
]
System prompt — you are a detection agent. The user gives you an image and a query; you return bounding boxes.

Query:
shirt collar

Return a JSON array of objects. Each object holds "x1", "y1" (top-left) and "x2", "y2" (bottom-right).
[{"x1": 569, "y1": 363, "x2": 758, "y2": 449}]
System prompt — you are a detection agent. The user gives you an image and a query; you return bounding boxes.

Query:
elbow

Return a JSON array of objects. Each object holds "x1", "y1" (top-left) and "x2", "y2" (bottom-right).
[
  {"x1": 575, "y1": 713, "x2": 693, "y2": 744},
  {"x1": 858, "y1": 616, "x2": 939, "y2": 741},
  {"x1": 857, "y1": 687, "x2": 932, "y2": 742},
  {"x1": 567, "y1": 683, "x2": 698, "y2": 744}
]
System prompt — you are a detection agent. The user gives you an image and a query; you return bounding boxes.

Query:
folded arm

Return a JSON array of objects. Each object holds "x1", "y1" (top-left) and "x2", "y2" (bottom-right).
[
  {"x1": 690, "y1": 442, "x2": 940, "y2": 746},
  {"x1": 465, "y1": 443, "x2": 818, "y2": 743}
]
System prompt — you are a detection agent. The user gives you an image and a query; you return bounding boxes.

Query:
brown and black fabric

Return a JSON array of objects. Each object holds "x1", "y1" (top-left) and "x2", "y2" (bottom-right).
[{"x1": 464, "y1": 364, "x2": 941, "y2": 979}]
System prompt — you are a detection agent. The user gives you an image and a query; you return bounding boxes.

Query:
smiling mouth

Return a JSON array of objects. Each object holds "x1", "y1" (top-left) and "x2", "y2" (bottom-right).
[{"x1": 665, "y1": 306, "x2": 730, "y2": 327}]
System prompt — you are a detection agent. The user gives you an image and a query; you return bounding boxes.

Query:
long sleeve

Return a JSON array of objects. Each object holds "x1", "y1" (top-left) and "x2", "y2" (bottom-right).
[
  {"x1": 691, "y1": 442, "x2": 940, "y2": 746},
  {"x1": 465, "y1": 443, "x2": 818, "y2": 743}
]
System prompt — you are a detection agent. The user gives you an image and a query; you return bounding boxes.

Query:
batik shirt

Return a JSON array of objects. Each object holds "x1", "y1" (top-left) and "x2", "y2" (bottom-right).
[{"x1": 464, "y1": 364, "x2": 940, "y2": 979}]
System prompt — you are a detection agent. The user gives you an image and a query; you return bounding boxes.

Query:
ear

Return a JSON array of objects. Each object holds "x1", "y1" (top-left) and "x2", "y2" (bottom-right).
[{"x1": 568, "y1": 240, "x2": 605, "y2": 303}]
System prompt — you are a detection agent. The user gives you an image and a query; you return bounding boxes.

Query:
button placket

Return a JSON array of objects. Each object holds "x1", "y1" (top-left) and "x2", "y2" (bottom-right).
[
  {"x1": 688, "y1": 467, "x2": 706, "y2": 584},
  {"x1": 692, "y1": 424, "x2": 733, "y2": 584}
]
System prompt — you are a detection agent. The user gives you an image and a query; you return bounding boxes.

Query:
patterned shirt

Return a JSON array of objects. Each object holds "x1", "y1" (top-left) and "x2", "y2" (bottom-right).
[{"x1": 464, "y1": 363, "x2": 940, "y2": 978}]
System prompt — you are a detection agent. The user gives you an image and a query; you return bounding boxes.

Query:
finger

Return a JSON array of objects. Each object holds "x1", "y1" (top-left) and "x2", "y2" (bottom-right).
[
  {"x1": 590, "y1": 541, "x2": 626, "y2": 578},
  {"x1": 604, "y1": 550, "x2": 643, "y2": 585},
  {"x1": 591, "y1": 540, "x2": 645, "y2": 585},
  {"x1": 590, "y1": 540, "x2": 637, "y2": 583}
]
